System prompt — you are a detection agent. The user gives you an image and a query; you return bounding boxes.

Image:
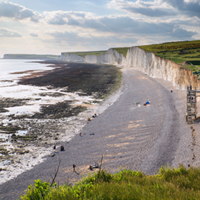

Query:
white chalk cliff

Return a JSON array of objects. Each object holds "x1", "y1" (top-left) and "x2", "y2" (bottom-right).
[{"x1": 61, "y1": 47, "x2": 200, "y2": 90}]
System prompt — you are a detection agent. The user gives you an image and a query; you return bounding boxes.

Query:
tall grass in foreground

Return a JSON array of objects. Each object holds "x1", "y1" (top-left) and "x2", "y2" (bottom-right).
[{"x1": 20, "y1": 166, "x2": 200, "y2": 200}]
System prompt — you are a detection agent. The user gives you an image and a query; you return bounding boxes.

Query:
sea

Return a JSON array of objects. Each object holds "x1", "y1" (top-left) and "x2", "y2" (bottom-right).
[{"x1": 0, "y1": 59, "x2": 122, "y2": 184}]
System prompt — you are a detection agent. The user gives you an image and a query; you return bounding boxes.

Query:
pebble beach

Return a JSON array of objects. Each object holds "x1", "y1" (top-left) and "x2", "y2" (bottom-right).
[{"x1": 1, "y1": 66, "x2": 200, "y2": 200}]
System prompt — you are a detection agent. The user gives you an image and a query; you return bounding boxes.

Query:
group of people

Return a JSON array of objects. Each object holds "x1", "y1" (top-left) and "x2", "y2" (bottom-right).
[
  {"x1": 72, "y1": 162, "x2": 99, "y2": 172},
  {"x1": 89, "y1": 162, "x2": 99, "y2": 170}
]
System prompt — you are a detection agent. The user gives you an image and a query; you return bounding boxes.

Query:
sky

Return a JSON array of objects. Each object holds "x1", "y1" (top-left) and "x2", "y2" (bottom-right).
[{"x1": 0, "y1": 0, "x2": 200, "y2": 58}]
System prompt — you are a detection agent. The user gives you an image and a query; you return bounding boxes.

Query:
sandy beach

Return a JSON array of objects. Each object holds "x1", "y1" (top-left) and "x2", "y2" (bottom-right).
[{"x1": 1, "y1": 67, "x2": 200, "y2": 200}]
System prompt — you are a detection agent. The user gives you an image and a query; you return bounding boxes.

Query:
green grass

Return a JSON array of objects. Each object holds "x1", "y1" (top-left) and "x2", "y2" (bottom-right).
[
  {"x1": 139, "y1": 40, "x2": 200, "y2": 65},
  {"x1": 20, "y1": 166, "x2": 200, "y2": 200},
  {"x1": 112, "y1": 47, "x2": 130, "y2": 57},
  {"x1": 62, "y1": 51, "x2": 107, "y2": 57},
  {"x1": 139, "y1": 40, "x2": 200, "y2": 77},
  {"x1": 62, "y1": 48, "x2": 131, "y2": 58}
]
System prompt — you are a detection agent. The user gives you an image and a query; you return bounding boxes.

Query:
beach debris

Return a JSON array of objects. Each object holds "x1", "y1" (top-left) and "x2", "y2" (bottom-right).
[
  {"x1": 73, "y1": 164, "x2": 76, "y2": 172},
  {"x1": 92, "y1": 113, "x2": 97, "y2": 118},
  {"x1": 60, "y1": 146, "x2": 64, "y2": 151}
]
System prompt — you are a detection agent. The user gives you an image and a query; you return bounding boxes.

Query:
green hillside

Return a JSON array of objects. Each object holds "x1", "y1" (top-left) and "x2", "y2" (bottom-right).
[
  {"x1": 62, "y1": 51, "x2": 107, "y2": 57},
  {"x1": 112, "y1": 47, "x2": 130, "y2": 57},
  {"x1": 139, "y1": 40, "x2": 200, "y2": 71}
]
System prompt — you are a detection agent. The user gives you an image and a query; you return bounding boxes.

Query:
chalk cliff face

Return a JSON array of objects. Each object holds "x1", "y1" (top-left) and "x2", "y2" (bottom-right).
[
  {"x1": 123, "y1": 47, "x2": 200, "y2": 89},
  {"x1": 61, "y1": 49, "x2": 124, "y2": 65},
  {"x1": 61, "y1": 47, "x2": 200, "y2": 90},
  {"x1": 61, "y1": 53, "x2": 84, "y2": 62}
]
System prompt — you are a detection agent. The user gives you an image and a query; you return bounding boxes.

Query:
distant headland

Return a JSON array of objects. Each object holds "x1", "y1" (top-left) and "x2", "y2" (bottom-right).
[{"x1": 3, "y1": 54, "x2": 60, "y2": 60}]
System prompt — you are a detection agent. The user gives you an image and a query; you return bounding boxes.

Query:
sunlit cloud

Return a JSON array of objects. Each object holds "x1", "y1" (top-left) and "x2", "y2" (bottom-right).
[
  {"x1": 0, "y1": 0, "x2": 40, "y2": 22},
  {"x1": 108, "y1": 0, "x2": 200, "y2": 18}
]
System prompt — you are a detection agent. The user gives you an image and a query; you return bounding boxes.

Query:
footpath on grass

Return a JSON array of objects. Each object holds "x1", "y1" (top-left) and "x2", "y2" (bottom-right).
[{"x1": 0, "y1": 68, "x2": 195, "y2": 200}]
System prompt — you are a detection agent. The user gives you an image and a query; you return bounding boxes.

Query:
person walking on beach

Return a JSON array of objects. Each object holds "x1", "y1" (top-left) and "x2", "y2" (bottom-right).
[{"x1": 73, "y1": 164, "x2": 76, "y2": 172}]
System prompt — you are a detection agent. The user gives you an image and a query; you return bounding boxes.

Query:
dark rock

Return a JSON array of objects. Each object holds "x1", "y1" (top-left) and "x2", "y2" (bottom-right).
[{"x1": 50, "y1": 153, "x2": 55, "y2": 157}]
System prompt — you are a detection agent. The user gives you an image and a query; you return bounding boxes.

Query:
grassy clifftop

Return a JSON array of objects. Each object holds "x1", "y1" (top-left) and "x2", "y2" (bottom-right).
[
  {"x1": 62, "y1": 51, "x2": 106, "y2": 57},
  {"x1": 62, "y1": 48, "x2": 130, "y2": 58},
  {"x1": 112, "y1": 47, "x2": 130, "y2": 57},
  {"x1": 20, "y1": 166, "x2": 200, "y2": 199},
  {"x1": 139, "y1": 40, "x2": 200, "y2": 70}
]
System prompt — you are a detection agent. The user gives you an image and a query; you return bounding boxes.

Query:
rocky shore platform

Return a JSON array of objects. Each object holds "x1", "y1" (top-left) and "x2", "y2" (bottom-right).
[{"x1": 0, "y1": 62, "x2": 121, "y2": 189}]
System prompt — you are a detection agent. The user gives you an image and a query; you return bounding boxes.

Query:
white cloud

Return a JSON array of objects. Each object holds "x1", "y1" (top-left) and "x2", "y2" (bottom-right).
[
  {"x1": 42, "y1": 12, "x2": 197, "y2": 40},
  {"x1": 0, "y1": 0, "x2": 40, "y2": 22},
  {"x1": 163, "y1": 0, "x2": 200, "y2": 18},
  {"x1": 48, "y1": 31, "x2": 138, "y2": 46},
  {"x1": 0, "y1": 28, "x2": 22, "y2": 37},
  {"x1": 108, "y1": 0, "x2": 176, "y2": 17},
  {"x1": 108, "y1": 0, "x2": 200, "y2": 18}
]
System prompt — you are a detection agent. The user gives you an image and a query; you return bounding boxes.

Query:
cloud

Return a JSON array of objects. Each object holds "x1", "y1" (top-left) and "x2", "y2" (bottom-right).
[
  {"x1": 30, "y1": 33, "x2": 38, "y2": 37},
  {"x1": 108, "y1": 0, "x2": 176, "y2": 17},
  {"x1": 0, "y1": 28, "x2": 22, "y2": 37},
  {"x1": 0, "y1": 0, "x2": 39, "y2": 22},
  {"x1": 44, "y1": 10, "x2": 90, "y2": 26},
  {"x1": 45, "y1": 12, "x2": 197, "y2": 40},
  {"x1": 48, "y1": 31, "x2": 138, "y2": 46},
  {"x1": 108, "y1": 0, "x2": 200, "y2": 18},
  {"x1": 170, "y1": 27, "x2": 197, "y2": 39},
  {"x1": 163, "y1": 0, "x2": 200, "y2": 18}
]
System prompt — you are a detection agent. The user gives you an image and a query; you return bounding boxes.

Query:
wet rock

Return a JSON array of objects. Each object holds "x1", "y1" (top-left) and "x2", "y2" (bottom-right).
[
  {"x1": 0, "y1": 168, "x2": 7, "y2": 172},
  {"x1": 92, "y1": 113, "x2": 97, "y2": 118},
  {"x1": 88, "y1": 117, "x2": 92, "y2": 121},
  {"x1": 17, "y1": 145, "x2": 24, "y2": 148}
]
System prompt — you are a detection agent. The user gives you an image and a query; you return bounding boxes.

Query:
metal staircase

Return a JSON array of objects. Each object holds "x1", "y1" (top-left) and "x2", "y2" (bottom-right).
[{"x1": 186, "y1": 86, "x2": 197, "y2": 124}]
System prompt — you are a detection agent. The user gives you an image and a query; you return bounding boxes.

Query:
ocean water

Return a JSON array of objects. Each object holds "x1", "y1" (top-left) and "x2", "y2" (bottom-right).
[{"x1": 0, "y1": 59, "x2": 53, "y2": 84}]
